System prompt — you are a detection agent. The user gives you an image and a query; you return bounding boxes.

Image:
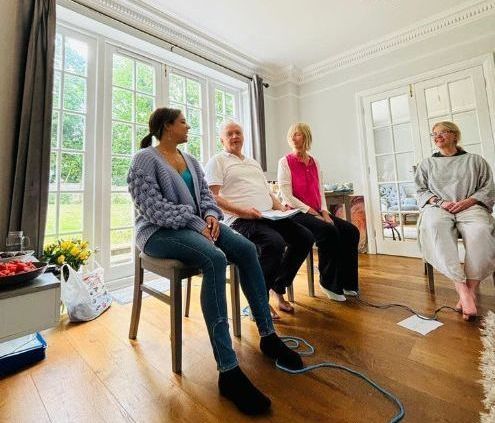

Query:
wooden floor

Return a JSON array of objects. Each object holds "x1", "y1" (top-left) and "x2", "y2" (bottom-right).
[{"x1": 1, "y1": 254, "x2": 494, "y2": 423}]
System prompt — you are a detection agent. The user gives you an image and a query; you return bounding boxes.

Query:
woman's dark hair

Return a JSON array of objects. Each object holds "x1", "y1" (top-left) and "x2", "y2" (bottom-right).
[{"x1": 140, "y1": 107, "x2": 182, "y2": 148}]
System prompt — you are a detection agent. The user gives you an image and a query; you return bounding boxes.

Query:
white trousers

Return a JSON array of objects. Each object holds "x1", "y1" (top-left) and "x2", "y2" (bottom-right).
[{"x1": 418, "y1": 205, "x2": 495, "y2": 283}]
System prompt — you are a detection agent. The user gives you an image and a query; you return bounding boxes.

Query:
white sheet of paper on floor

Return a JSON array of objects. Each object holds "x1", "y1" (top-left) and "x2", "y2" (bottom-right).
[{"x1": 397, "y1": 315, "x2": 443, "y2": 335}]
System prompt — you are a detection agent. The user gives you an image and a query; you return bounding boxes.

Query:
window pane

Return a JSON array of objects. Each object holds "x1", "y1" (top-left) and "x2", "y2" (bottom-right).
[
  {"x1": 64, "y1": 37, "x2": 88, "y2": 76},
  {"x1": 216, "y1": 137, "x2": 223, "y2": 153},
  {"x1": 110, "y1": 228, "x2": 133, "y2": 263},
  {"x1": 186, "y1": 107, "x2": 201, "y2": 134},
  {"x1": 186, "y1": 79, "x2": 201, "y2": 107},
  {"x1": 136, "y1": 62, "x2": 154, "y2": 94},
  {"x1": 53, "y1": 71, "x2": 61, "y2": 109},
  {"x1": 453, "y1": 111, "x2": 479, "y2": 144},
  {"x1": 187, "y1": 135, "x2": 201, "y2": 161},
  {"x1": 425, "y1": 84, "x2": 449, "y2": 116},
  {"x1": 112, "y1": 88, "x2": 133, "y2": 121},
  {"x1": 169, "y1": 74, "x2": 185, "y2": 103},
  {"x1": 390, "y1": 95, "x2": 409, "y2": 123},
  {"x1": 113, "y1": 55, "x2": 134, "y2": 89},
  {"x1": 63, "y1": 74, "x2": 87, "y2": 112},
  {"x1": 135, "y1": 125, "x2": 148, "y2": 152},
  {"x1": 136, "y1": 94, "x2": 154, "y2": 125},
  {"x1": 59, "y1": 193, "x2": 83, "y2": 233},
  {"x1": 51, "y1": 111, "x2": 59, "y2": 147},
  {"x1": 55, "y1": 33, "x2": 63, "y2": 70},
  {"x1": 60, "y1": 153, "x2": 84, "y2": 190},
  {"x1": 112, "y1": 157, "x2": 132, "y2": 188},
  {"x1": 169, "y1": 101, "x2": 182, "y2": 111},
  {"x1": 373, "y1": 127, "x2": 392, "y2": 155},
  {"x1": 379, "y1": 183, "x2": 398, "y2": 212},
  {"x1": 449, "y1": 78, "x2": 475, "y2": 111},
  {"x1": 49, "y1": 152, "x2": 58, "y2": 188},
  {"x1": 371, "y1": 100, "x2": 389, "y2": 126},
  {"x1": 111, "y1": 193, "x2": 133, "y2": 228},
  {"x1": 225, "y1": 93, "x2": 234, "y2": 116},
  {"x1": 45, "y1": 193, "x2": 57, "y2": 235},
  {"x1": 376, "y1": 154, "x2": 395, "y2": 182},
  {"x1": 62, "y1": 113, "x2": 85, "y2": 150},
  {"x1": 395, "y1": 152, "x2": 415, "y2": 182},
  {"x1": 216, "y1": 114, "x2": 224, "y2": 134},
  {"x1": 112, "y1": 122, "x2": 132, "y2": 154},
  {"x1": 215, "y1": 90, "x2": 224, "y2": 114},
  {"x1": 393, "y1": 123, "x2": 413, "y2": 153}
]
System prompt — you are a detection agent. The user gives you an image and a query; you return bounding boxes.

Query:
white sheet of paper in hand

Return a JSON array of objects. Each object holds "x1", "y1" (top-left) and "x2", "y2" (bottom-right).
[
  {"x1": 261, "y1": 209, "x2": 300, "y2": 220},
  {"x1": 397, "y1": 315, "x2": 443, "y2": 335}
]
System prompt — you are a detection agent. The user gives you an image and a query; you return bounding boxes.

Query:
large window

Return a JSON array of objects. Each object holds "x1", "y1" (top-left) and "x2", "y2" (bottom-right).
[
  {"x1": 46, "y1": 30, "x2": 94, "y2": 245},
  {"x1": 46, "y1": 18, "x2": 246, "y2": 283}
]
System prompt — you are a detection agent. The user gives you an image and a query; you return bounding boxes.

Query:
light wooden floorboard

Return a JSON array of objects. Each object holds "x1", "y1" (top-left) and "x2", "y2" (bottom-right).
[{"x1": 1, "y1": 254, "x2": 493, "y2": 422}]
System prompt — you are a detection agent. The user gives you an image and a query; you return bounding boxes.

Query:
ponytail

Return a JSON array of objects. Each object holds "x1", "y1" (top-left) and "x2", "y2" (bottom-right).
[{"x1": 140, "y1": 133, "x2": 153, "y2": 149}]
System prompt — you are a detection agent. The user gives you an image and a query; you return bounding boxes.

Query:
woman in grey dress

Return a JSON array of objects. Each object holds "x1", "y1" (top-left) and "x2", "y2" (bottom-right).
[{"x1": 415, "y1": 121, "x2": 495, "y2": 320}]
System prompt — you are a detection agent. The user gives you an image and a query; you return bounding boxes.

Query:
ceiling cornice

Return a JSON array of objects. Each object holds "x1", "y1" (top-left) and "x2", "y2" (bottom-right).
[
  {"x1": 66, "y1": 0, "x2": 495, "y2": 86},
  {"x1": 299, "y1": 0, "x2": 495, "y2": 84},
  {"x1": 70, "y1": 0, "x2": 275, "y2": 80}
]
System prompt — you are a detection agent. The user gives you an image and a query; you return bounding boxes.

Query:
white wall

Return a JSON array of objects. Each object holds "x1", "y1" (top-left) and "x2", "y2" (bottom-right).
[
  {"x1": 265, "y1": 15, "x2": 495, "y2": 194},
  {"x1": 0, "y1": 2, "x2": 24, "y2": 247}
]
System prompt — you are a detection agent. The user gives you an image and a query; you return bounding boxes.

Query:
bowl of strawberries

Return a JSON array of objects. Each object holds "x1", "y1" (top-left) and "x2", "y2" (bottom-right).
[{"x1": 0, "y1": 260, "x2": 48, "y2": 288}]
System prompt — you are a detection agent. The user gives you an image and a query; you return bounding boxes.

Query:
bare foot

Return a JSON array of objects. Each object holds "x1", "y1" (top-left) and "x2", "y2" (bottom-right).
[
  {"x1": 269, "y1": 305, "x2": 281, "y2": 320},
  {"x1": 270, "y1": 291, "x2": 294, "y2": 313},
  {"x1": 455, "y1": 282, "x2": 477, "y2": 320},
  {"x1": 455, "y1": 299, "x2": 462, "y2": 312}
]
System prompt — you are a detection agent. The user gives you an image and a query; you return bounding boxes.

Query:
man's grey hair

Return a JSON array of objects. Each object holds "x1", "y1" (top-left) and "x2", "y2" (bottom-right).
[{"x1": 219, "y1": 120, "x2": 243, "y2": 137}]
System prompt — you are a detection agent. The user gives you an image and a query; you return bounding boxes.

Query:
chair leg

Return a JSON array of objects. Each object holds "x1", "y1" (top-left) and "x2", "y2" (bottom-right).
[
  {"x1": 170, "y1": 272, "x2": 182, "y2": 374},
  {"x1": 229, "y1": 264, "x2": 241, "y2": 338},
  {"x1": 306, "y1": 248, "x2": 315, "y2": 297},
  {"x1": 129, "y1": 252, "x2": 144, "y2": 340},
  {"x1": 287, "y1": 284, "x2": 295, "y2": 302},
  {"x1": 426, "y1": 262, "x2": 435, "y2": 293},
  {"x1": 184, "y1": 277, "x2": 192, "y2": 317}
]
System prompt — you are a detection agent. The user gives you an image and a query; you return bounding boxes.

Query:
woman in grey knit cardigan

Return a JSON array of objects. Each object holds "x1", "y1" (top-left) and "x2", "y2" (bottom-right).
[
  {"x1": 415, "y1": 121, "x2": 495, "y2": 321},
  {"x1": 127, "y1": 107, "x2": 302, "y2": 415}
]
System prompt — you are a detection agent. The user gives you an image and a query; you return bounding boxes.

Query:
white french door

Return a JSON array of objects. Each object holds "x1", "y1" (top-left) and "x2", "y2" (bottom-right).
[
  {"x1": 364, "y1": 63, "x2": 495, "y2": 257},
  {"x1": 364, "y1": 87, "x2": 423, "y2": 257}
]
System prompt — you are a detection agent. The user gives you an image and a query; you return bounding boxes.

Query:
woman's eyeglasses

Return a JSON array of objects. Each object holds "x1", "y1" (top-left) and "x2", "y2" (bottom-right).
[{"x1": 430, "y1": 130, "x2": 454, "y2": 138}]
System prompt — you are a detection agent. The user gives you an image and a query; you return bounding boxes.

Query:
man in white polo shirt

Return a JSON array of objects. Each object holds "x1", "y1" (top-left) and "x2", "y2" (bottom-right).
[{"x1": 205, "y1": 121, "x2": 313, "y2": 318}]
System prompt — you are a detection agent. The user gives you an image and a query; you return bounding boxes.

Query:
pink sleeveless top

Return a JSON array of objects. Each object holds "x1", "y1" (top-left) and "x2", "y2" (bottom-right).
[{"x1": 286, "y1": 153, "x2": 321, "y2": 211}]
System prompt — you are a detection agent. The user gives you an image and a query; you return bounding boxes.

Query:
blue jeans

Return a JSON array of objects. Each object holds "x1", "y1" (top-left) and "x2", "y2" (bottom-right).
[{"x1": 144, "y1": 223, "x2": 275, "y2": 372}]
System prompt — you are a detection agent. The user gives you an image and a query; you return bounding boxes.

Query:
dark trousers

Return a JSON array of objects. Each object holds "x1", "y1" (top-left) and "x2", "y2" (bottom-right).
[
  {"x1": 231, "y1": 217, "x2": 313, "y2": 295},
  {"x1": 292, "y1": 213, "x2": 360, "y2": 295}
]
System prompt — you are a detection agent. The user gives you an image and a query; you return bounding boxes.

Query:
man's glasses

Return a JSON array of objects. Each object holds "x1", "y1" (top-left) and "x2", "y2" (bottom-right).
[{"x1": 429, "y1": 130, "x2": 454, "y2": 138}]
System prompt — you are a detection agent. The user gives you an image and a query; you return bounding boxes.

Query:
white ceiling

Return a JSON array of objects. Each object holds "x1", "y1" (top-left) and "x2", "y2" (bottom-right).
[{"x1": 139, "y1": 0, "x2": 472, "y2": 69}]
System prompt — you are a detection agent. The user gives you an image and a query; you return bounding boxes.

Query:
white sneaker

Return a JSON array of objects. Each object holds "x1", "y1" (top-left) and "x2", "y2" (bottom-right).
[
  {"x1": 319, "y1": 284, "x2": 346, "y2": 302},
  {"x1": 343, "y1": 289, "x2": 359, "y2": 297}
]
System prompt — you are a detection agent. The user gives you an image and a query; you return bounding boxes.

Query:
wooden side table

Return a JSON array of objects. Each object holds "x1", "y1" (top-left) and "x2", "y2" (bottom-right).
[
  {"x1": 0, "y1": 273, "x2": 60, "y2": 343},
  {"x1": 324, "y1": 191, "x2": 353, "y2": 221}
]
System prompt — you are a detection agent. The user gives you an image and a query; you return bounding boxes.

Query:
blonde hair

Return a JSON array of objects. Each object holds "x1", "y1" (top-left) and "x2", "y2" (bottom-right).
[
  {"x1": 287, "y1": 122, "x2": 312, "y2": 151},
  {"x1": 432, "y1": 121, "x2": 462, "y2": 144}
]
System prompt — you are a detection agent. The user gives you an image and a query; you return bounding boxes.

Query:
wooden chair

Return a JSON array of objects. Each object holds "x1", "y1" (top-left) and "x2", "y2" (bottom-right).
[
  {"x1": 287, "y1": 247, "x2": 316, "y2": 302},
  {"x1": 424, "y1": 261, "x2": 495, "y2": 293},
  {"x1": 129, "y1": 248, "x2": 241, "y2": 374}
]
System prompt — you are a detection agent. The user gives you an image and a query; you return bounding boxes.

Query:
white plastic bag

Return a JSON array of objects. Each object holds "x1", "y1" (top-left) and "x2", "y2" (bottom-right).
[{"x1": 60, "y1": 263, "x2": 112, "y2": 322}]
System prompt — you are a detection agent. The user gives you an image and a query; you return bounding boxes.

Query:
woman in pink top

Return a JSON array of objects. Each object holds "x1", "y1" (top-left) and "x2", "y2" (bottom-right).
[{"x1": 277, "y1": 123, "x2": 360, "y2": 302}]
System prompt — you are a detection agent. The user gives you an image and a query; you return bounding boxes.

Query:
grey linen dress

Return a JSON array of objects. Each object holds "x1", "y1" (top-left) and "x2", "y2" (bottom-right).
[{"x1": 415, "y1": 153, "x2": 495, "y2": 283}]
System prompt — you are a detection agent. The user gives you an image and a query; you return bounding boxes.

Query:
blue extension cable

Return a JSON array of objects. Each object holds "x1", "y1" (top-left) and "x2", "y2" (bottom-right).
[{"x1": 275, "y1": 335, "x2": 405, "y2": 423}]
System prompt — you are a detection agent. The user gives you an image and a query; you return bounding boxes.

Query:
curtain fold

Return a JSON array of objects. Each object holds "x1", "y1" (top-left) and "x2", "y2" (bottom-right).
[
  {"x1": 249, "y1": 74, "x2": 267, "y2": 171},
  {"x1": 7, "y1": 0, "x2": 56, "y2": 255}
]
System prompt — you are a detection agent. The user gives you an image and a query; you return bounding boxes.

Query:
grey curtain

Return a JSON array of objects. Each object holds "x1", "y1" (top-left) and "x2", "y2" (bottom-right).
[
  {"x1": 6, "y1": 0, "x2": 56, "y2": 255},
  {"x1": 249, "y1": 74, "x2": 267, "y2": 171}
]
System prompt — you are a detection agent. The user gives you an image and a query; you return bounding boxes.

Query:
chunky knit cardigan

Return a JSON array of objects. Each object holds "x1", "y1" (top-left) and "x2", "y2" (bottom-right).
[{"x1": 127, "y1": 146, "x2": 223, "y2": 250}]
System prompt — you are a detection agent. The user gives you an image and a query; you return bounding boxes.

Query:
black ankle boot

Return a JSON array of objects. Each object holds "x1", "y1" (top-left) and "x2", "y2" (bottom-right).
[
  {"x1": 218, "y1": 366, "x2": 271, "y2": 415},
  {"x1": 260, "y1": 333, "x2": 303, "y2": 370}
]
